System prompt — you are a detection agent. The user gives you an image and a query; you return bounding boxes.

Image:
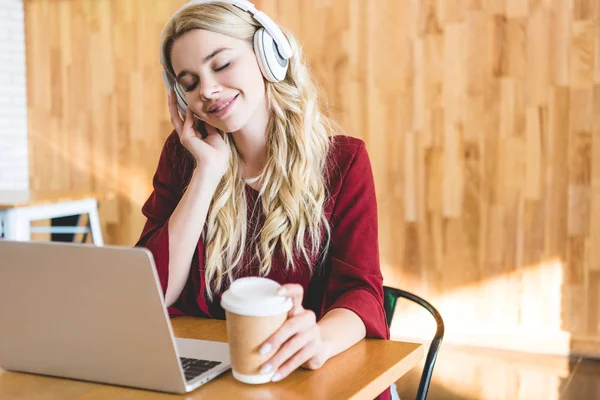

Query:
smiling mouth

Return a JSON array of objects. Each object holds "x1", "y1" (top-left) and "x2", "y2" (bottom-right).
[{"x1": 209, "y1": 94, "x2": 239, "y2": 114}]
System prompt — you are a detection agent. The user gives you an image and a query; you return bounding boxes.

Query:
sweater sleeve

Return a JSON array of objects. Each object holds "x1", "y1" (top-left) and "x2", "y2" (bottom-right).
[
  {"x1": 322, "y1": 140, "x2": 390, "y2": 341},
  {"x1": 135, "y1": 132, "x2": 194, "y2": 296}
]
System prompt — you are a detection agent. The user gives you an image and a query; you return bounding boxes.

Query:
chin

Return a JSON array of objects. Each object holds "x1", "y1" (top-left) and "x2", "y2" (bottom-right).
[{"x1": 214, "y1": 117, "x2": 248, "y2": 134}]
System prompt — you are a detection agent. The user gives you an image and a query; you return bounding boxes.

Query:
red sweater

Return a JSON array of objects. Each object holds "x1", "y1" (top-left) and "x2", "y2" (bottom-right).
[{"x1": 137, "y1": 133, "x2": 391, "y2": 399}]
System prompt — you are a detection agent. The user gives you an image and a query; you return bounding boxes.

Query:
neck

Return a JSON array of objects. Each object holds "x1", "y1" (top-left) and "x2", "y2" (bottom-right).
[{"x1": 232, "y1": 96, "x2": 270, "y2": 180}]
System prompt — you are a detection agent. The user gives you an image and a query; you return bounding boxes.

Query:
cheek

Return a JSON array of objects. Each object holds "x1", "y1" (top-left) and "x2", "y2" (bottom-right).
[
  {"x1": 228, "y1": 60, "x2": 265, "y2": 96},
  {"x1": 244, "y1": 73, "x2": 266, "y2": 107},
  {"x1": 248, "y1": 62, "x2": 266, "y2": 92}
]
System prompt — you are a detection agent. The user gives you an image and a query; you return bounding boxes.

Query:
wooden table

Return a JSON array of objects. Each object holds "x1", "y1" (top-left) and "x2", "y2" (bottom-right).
[{"x1": 0, "y1": 317, "x2": 423, "y2": 399}]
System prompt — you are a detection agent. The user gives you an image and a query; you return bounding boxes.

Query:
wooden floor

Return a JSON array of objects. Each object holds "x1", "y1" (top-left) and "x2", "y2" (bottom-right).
[{"x1": 396, "y1": 345, "x2": 600, "y2": 400}]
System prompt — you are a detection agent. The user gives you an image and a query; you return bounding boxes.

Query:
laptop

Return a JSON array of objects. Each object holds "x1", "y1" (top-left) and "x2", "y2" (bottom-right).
[{"x1": 0, "y1": 240, "x2": 231, "y2": 394}]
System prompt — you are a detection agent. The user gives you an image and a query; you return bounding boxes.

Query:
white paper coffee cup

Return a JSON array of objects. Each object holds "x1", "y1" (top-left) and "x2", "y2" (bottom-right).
[{"x1": 221, "y1": 277, "x2": 293, "y2": 384}]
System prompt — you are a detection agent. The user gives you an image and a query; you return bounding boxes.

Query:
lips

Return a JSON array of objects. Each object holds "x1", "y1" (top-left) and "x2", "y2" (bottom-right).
[{"x1": 208, "y1": 95, "x2": 239, "y2": 113}]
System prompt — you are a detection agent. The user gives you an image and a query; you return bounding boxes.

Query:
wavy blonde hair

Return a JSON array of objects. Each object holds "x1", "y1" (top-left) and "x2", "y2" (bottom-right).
[{"x1": 161, "y1": 3, "x2": 337, "y2": 298}]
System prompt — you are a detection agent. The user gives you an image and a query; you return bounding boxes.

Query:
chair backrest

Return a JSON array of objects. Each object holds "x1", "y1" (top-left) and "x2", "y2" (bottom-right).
[
  {"x1": 383, "y1": 286, "x2": 400, "y2": 327},
  {"x1": 383, "y1": 286, "x2": 445, "y2": 400}
]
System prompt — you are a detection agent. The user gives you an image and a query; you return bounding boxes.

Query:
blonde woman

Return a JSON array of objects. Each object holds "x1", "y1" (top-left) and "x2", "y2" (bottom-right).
[{"x1": 137, "y1": 1, "x2": 389, "y2": 397}]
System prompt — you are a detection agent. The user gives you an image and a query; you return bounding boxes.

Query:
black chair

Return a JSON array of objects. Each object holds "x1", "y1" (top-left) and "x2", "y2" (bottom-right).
[{"x1": 383, "y1": 286, "x2": 445, "y2": 400}]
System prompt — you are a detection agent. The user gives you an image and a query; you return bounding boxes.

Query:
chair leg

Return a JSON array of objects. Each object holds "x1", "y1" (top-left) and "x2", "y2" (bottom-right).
[
  {"x1": 87, "y1": 202, "x2": 104, "y2": 246},
  {"x1": 390, "y1": 382, "x2": 401, "y2": 400},
  {"x1": 80, "y1": 214, "x2": 89, "y2": 244},
  {"x1": 3, "y1": 209, "x2": 30, "y2": 241}
]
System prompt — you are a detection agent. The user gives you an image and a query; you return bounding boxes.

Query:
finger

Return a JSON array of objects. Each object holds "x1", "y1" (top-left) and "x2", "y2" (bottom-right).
[
  {"x1": 260, "y1": 309, "x2": 316, "y2": 357},
  {"x1": 260, "y1": 324, "x2": 319, "y2": 376},
  {"x1": 168, "y1": 90, "x2": 183, "y2": 133},
  {"x1": 302, "y1": 353, "x2": 326, "y2": 370},
  {"x1": 177, "y1": 107, "x2": 209, "y2": 153},
  {"x1": 277, "y1": 284, "x2": 304, "y2": 317},
  {"x1": 181, "y1": 106, "x2": 194, "y2": 136},
  {"x1": 271, "y1": 342, "x2": 318, "y2": 382}
]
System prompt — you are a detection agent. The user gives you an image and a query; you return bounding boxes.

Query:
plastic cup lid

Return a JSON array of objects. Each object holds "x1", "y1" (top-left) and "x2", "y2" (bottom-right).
[{"x1": 220, "y1": 277, "x2": 293, "y2": 317}]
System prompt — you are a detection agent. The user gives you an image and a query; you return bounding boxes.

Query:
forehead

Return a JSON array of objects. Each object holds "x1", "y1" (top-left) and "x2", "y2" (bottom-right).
[{"x1": 170, "y1": 29, "x2": 245, "y2": 72}]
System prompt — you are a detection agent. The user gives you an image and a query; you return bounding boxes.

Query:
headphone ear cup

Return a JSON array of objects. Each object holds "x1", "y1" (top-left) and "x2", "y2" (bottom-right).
[
  {"x1": 173, "y1": 81, "x2": 189, "y2": 116},
  {"x1": 163, "y1": 69, "x2": 189, "y2": 116},
  {"x1": 253, "y1": 28, "x2": 288, "y2": 82}
]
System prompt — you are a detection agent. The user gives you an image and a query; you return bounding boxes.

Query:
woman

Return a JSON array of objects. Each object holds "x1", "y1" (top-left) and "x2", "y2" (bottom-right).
[{"x1": 137, "y1": 1, "x2": 390, "y2": 397}]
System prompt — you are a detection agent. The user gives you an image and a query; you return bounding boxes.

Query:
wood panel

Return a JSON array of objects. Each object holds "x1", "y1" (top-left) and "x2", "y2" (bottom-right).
[{"x1": 24, "y1": 0, "x2": 600, "y2": 356}]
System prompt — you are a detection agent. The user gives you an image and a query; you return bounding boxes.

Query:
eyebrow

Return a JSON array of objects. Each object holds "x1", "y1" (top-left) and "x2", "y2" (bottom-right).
[{"x1": 176, "y1": 47, "x2": 232, "y2": 80}]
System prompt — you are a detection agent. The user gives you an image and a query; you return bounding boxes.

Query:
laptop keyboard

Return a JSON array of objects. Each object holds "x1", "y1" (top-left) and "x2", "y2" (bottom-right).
[{"x1": 180, "y1": 357, "x2": 222, "y2": 382}]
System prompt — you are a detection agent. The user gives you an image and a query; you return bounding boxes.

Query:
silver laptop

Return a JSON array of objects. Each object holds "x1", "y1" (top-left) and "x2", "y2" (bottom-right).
[{"x1": 0, "y1": 240, "x2": 231, "y2": 394}]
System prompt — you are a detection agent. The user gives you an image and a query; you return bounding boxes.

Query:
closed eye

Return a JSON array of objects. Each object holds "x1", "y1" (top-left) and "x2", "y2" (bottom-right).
[
  {"x1": 215, "y1": 63, "x2": 230, "y2": 72},
  {"x1": 181, "y1": 63, "x2": 230, "y2": 92},
  {"x1": 183, "y1": 81, "x2": 198, "y2": 92}
]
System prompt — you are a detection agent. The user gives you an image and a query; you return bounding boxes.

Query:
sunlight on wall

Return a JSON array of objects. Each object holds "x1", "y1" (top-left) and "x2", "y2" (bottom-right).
[
  {"x1": 37, "y1": 133, "x2": 149, "y2": 211},
  {"x1": 388, "y1": 259, "x2": 572, "y2": 356}
]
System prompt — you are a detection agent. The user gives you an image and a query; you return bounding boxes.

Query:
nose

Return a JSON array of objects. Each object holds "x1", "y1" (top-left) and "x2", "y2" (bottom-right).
[{"x1": 198, "y1": 73, "x2": 222, "y2": 101}]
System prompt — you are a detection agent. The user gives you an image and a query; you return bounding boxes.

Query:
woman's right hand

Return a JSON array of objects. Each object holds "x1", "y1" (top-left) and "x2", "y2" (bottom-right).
[{"x1": 168, "y1": 89, "x2": 230, "y2": 184}]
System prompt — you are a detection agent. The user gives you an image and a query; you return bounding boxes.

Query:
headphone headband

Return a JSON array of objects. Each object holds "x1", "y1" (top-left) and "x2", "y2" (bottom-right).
[{"x1": 159, "y1": 0, "x2": 292, "y2": 69}]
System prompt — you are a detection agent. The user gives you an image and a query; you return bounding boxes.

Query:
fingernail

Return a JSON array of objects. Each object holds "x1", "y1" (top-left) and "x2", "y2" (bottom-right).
[
  {"x1": 271, "y1": 373, "x2": 282, "y2": 382},
  {"x1": 259, "y1": 343, "x2": 272, "y2": 355},
  {"x1": 260, "y1": 364, "x2": 272, "y2": 374},
  {"x1": 277, "y1": 288, "x2": 287, "y2": 295}
]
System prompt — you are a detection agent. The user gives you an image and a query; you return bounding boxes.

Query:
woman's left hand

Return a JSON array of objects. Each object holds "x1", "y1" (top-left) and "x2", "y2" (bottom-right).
[{"x1": 258, "y1": 284, "x2": 330, "y2": 382}]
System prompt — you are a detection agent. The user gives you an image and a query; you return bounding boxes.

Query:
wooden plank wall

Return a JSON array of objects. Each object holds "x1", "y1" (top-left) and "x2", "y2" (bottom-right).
[{"x1": 24, "y1": 0, "x2": 600, "y2": 355}]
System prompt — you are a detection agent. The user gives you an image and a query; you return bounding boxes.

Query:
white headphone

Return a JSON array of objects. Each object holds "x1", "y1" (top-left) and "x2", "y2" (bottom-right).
[{"x1": 159, "y1": 0, "x2": 293, "y2": 117}]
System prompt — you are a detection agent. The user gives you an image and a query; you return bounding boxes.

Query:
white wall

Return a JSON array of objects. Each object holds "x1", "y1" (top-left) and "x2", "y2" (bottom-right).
[{"x1": 0, "y1": 0, "x2": 29, "y2": 204}]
